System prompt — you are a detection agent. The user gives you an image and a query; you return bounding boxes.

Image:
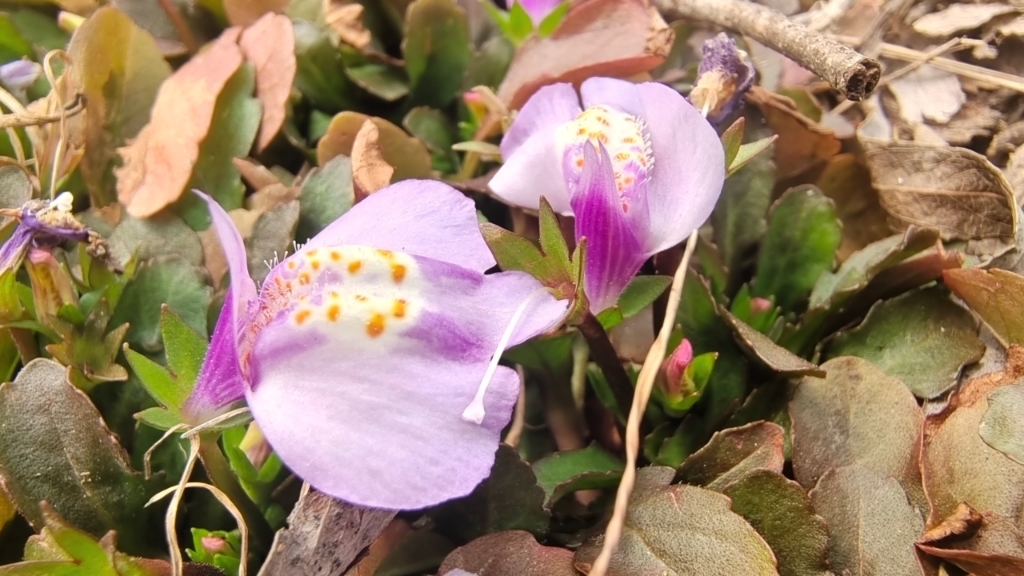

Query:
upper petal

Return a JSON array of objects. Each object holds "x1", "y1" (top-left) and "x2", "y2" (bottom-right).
[
  {"x1": 196, "y1": 190, "x2": 258, "y2": 317},
  {"x1": 568, "y1": 144, "x2": 646, "y2": 313},
  {"x1": 245, "y1": 251, "x2": 566, "y2": 509},
  {"x1": 490, "y1": 127, "x2": 572, "y2": 215},
  {"x1": 303, "y1": 180, "x2": 496, "y2": 273},
  {"x1": 580, "y1": 77, "x2": 644, "y2": 117},
  {"x1": 501, "y1": 83, "x2": 580, "y2": 159},
  {"x1": 637, "y1": 82, "x2": 725, "y2": 254}
]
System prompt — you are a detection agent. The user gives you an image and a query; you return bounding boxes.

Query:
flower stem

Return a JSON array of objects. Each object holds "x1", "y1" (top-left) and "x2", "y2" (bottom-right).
[
  {"x1": 577, "y1": 313, "x2": 634, "y2": 418},
  {"x1": 197, "y1": 434, "x2": 275, "y2": 557}
]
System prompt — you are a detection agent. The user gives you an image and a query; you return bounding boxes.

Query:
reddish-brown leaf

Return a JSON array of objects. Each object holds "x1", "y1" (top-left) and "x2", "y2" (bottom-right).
[
  {"x1": 746, "y1": 86, "x2": 841, "y2": 180},
  {"x1": 439, "y1": 530, "x2": 576, "y2": 576},
  {"x1": 238, "y1": 13, "x2": 296, "y2": 152}
]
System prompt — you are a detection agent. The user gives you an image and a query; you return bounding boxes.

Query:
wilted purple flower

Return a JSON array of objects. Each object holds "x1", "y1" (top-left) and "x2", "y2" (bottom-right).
[
  {"x1": 690, "y1": 33, "x2": 755, "y2": 124},
  {"x1": 489, "y1": 78, "x2": 725, "y2": 312},
  {"x1": 0, "y1": 60, "x2": 40, "y2": 93},
  {"x1": 0, "y1": 193, "x2": 90, "y2": 275},
  {"x1": 183, "y1": 181, "x2": 567, "y2": 510}
]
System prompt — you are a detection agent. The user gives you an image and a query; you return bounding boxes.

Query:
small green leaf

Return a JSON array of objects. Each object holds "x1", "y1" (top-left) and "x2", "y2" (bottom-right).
[
  {"x1": 729, "y1": 135, "x2": 777, "y2": 176},
  {"x1": 345, "y1": 63, "x2": 410, "y2": 101},
  {"x1": 720, "y1": 116, "x2": 745, "y2": 169},
  {"x1": 675, "y1": 422, "x2": 785, "y2": 491},
  {"x1": 480, "y1": 223, "x2": 570, "y2": 288},
  {"x1": 124, "y1": 348, "x2": 186, "y2": 412},
  {"x1": 404, "y1": 0, "x2": 472, "y2": 108},
  {"x1": 713, "y1": 149, "x2": 774, "y2": 294},
  {"x1": 505, "y1": 2, "x2": 535, "y2": 43},
  {"x1": 297, "y1": 156, "x2": 355, "y2": 242},
  {"x1": 135, "y1": 407, "x2": 183, "y2": 431},
  {"x1": 161, "y1": 306, "x2": 207, "y2": 390},
  {"x1": 536, "y1": 1, "x2": 569, "y2": 36},
  {"x1": 294, "y1": 21, "x2": 356, "y2": 113},
  {"x1": 532, "y1": 444, "x2": 623, "y2": 508},
  {"x1": 538, "y1": 198, "x2": 571, "y2": 275},
  {"x1": 753, "y1": 186, "x2": 841, "y2": 312},
  {"x1": 617, "y1": 275, "x2": 671, "y2": 318}
]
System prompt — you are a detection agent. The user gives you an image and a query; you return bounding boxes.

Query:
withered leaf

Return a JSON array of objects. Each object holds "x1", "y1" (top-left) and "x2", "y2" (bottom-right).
[
  {"x1": 918, "y1": 509, "x2": 1024, "y2": 576},
  {"x1": 790, "y1": 357, "x2": 926, "y2": 510},
  {"x1": 746, "y1": 86, "x2": 841, "y2": 180},
  {"x1": 238, "y1": 13, "x2": 296, "y2": 152},
  {"x1": 317, "y1": 111, "x2": 432, "y2": 183},
  {"x1": 259, "y1": 484, "x2": 396, "y2": 576},
  {"x1": 68, "y1": 7, "x2": 171, "y2": 207},
  {"x1": 813, "y1": 154, "x2": 892, "y2": 260},
  {"x1": 324, "y1": 1, "x2": 372, "y2": 49},
  {"x1": 809, "y1": 465, "x2": 924, "y2": 576},
  {"x1": 862, "y1": 142, "x2": 1018, "y2": 241},
  {"x1": 497, "y1": 0, "x2": 673, "y2": 109},
  {"x1": 675, "y1": 421, "x2": 786, "y2": 491},
  {"x1": 438, "y1": 530, "x2": 576, "y2": 576},
  {"x1": 224, "y1": 0, "x2": 289, "y2": 27},
  {"x1": 943, "y1": 268, "x2": 1024, "y2": 348},
  {"x1": 116, "y1": 31, "x2": 244, "y2": 217},
  {"x1": 351, "y1": 120, "x2": 394, "y2": 199}
]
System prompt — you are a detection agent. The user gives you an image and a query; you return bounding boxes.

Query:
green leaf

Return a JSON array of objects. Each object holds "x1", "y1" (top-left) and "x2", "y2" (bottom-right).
[
  {"x1": 296, "y1": 156, "x2": 355, "y2": 242},
  {"x1": 675, "y1": 422, "x2": 785, "y2": 491},
  {"x1": 729, "y1": 135, "x2": 777, "y2": 176},
  {"x1": 430, "y1": 444, "x2": 549, "y2": 541},
  {"x1": 980, "y1": 381, "x2": 1024, "y2": 466},
  {"x1": 161, "y1": 305, "x2": 207, "y2": 390},
  {"x1": 345, "y1": 63, "x2": 409, "y2": 101},
  {"x1": 531, "y1": 444, "x2": 623, "y2": 508},
  {"x1": 713, "y1": 148, "x2": 774, "y2": 294},
  {"x1": 825, "y1": 287, "x2": 984, "y2": 399},
  {"x1": 189, "y1": 63, "x2": 262, "y2": 211},
  {"x1": 124, "y1": 348, "x2": 187, "y2": 413},
  {"x1": 464, "y1": 35, "x2": 514, "y2": 89},
  {"x1": 0, "y1": 359, "x2": 149, "y2": 555},
  {"x1": 505, "y1": 1, "x2": 534, "y2": 43},
  {"x1": 111, "y1": 256, "x2": 212, "y2": 353},
  {"x1": 538, "y1": 198, "x2": 571, "y2": 274},
  {"x1": 724, "y1": 470, "x2": 831, "y2": 576},
  {"x1": 68, "y1": 7, "x2": 171, "y2": 206},
  {"x1": 404, "y1": 0, "x2": 472, "y2": 108},
  {"x1": 135, "y1": 407, "x2": 183, "y2": 431},
  {"x1": 536, "y1": 1, "x2": 569, "y2": 36},
  {"x1": 720, "y1": 117, "x2": 745, "y2": 169},
  {"x1": 107, "y1": 211, "x2": 204, "y2": 268},
  {"x1": 574, "y1": 468, "x2": 778, "y2": 575},
  {"x1": 720, "y1": 308, "x2": 824, "y2": 377},
  {"x1": 294, "y1": 21, "x2": 356, "y2": 113},
  {"x1": 0, "y1": 15, "x2": 31, "y2": 61},
  {"x1": 753, "y1": 185, "x2": 841, "y2": 312},
  {"x1": 617, "y1": 275, "x2": 671, "y2": 318},
  {"x1": 480, "y1": 224, "x2": 570, "y2": 289},
  {"x1": 403, "y1": 107, "x2": 457, "y2": 156}
]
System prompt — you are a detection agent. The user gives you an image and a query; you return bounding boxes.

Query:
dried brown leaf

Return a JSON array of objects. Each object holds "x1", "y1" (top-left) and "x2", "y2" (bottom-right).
[
  {"x1": 920, "y1": 502, "x2": 984, "y2": 545},
  {"x1": 324, "y1": 1, "x2": 372, "y2": 49},
  {"x1": 317, "y1": 112, "x2": 431, "y2": 182},
  {"x1": 238, "y1": 14, "x2": 296, "y2": 152},
  {"x1": 351, "y1": 120, "x2": 394, "y2": 199},
  {"x1": 233, "y1": 158, "x2": 283, "y2": 190},
  {"x1": 746, "y1": 86, "x2": 842, "y2": 180},
  {"x1": 814, "y1": 154, "x2": 891, "y2": 260},
  {"x1": 258, "y1": 484, "x2": 396, "y2": 576},
  {"x1": 918, "y1": 510, "x2": 1024, "y2": 576},
  {"x1": 439, "y1": 530, "x2": 576, "y2": 576},
  {"x1": 224, "y1": 0, "x2": 289, "y2": 27},
  {"x1": 862, "y1": 142, "x2": 1018, "y2": 241},
  {"x1": 116, "y1": 32, "x2": 244, "y2": 217},
  {"x1": 497, "y1": 0, "x2": 673, "y2": 109},
  {"x1": 912, "y1": 4, "x2": 1018, "y2": 38},
  {"x1": 943, "y1": 268, "x2": 1024, "y2": 348}
]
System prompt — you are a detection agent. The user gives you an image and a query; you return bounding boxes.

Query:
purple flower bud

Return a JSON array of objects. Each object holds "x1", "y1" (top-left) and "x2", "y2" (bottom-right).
[
  {"x1": 661, "y1": 338, "x2": 693, "y2": 397},
  {"x1": 0, "y1": 60, "x2": 40, "y2": 92},
  {"x1": 690, "y1": 33, "x2": 755, "y2": 124}
]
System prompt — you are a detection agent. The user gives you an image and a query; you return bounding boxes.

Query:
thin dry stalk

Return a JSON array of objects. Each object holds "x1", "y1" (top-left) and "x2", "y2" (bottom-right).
[
  {"x1": 502, "y1": 366, "x2": 527, "y2": 448},
  {"x1": 586, "y1": 229, "x2": 699, "y2": 576}
]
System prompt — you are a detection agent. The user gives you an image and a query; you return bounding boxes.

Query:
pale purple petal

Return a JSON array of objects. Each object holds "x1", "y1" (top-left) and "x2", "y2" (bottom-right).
[
  {"x1": 635, "y1": 82, "x2": 725, "y2": 253},
  {"x1": 501, "y1": 83, "x2": 580, "y2": 159},
  {"x1": 490, "y1": 128, "x2": 572, "y2": 214},
  {"x1": 0, "y1": 224, "x2": 34, "y2": 274},
  {"x1": 515, "y1": 0, "x2": 562, "y2": 23},
  {"x1": 303, "y1": 180, "x2": 496, "y2": 273},
  {"x1": 195, "y1": 190, "x2": 258, "y2": 328},
  {"x1": 182, "y1": 289, "x2": 247, "y2": 422},
  {"x1": 579, "y1": 77, "x2": 644, "y2": 117},
  {"x1": 245, "y1": 254, "x2": 565, "y2": 509},
  {"x1": 568, "y1": 144, "x2": 646, "y2": 313}
]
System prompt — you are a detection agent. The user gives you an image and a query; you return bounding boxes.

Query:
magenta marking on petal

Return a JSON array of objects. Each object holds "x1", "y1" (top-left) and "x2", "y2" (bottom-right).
[
  {"x1": 183, "y1": 289, "x2": 247, "y2": 422},
  {"x1": 568, "y1": 144, "x2": 647, "y2": 313}
]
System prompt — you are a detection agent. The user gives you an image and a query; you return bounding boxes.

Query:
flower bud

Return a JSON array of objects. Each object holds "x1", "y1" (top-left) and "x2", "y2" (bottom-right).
[
  {"x1": 25, "y1": 247, "x2": 77, "y2": 327},
  {"x1": 239, "y1": 422, "x2": 272, "y2": 470},
  {"x1": 750, "y1": 297, "x2": 772, "y2": 314},
  {"x1": 661, "y1": 338, "x2": 694, "y2": 398},
  {"x1": 200, "y1": 535, "x2": 231, "y2": 555}
]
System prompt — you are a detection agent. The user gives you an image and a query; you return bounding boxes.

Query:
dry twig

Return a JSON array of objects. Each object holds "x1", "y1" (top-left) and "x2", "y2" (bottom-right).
[{"x1": 653, "y1": 0, "x2": 880, "y2": 100}]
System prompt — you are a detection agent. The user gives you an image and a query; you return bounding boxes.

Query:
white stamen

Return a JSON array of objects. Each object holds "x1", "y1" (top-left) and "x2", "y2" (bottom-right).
[
  {"x1": 701, "y1": 99, "x2": 712, "y2": 119},
  {"x1": 462, "y1": 287, "x2": 555, "y2": 425},
  {"x1": 48, "y1": 191, "x2": 73, "y2": 213}
]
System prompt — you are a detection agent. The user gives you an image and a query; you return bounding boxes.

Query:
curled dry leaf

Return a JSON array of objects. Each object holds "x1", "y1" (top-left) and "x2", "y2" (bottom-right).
[
  {"x1": 887, "y1": 66, "x2": 965, "y2": 125},
  {"x1": 438, "y1": 530, "x2": 577, "y2": 576},
  {"x1": 746, "y1": 86, "x2": 841, "y2": 180},
  {"x1": 573, "y1": 467, "x2": 779, "y2": 576},
  {"x1": 862, "y1": 142, "x2": 1018, "y2": 242},
  {"x1": 258, "y1": 483, "x2": 397, "y2": 576},
  {"x1": 324, "y1": 0, "x2": 372, "y2": 49},
  {"x1": 675, "y1": 421, "x2": 786, "y2": 491},
  {"x1": 918, "y1": 507, "x2": 1024, "y2": 576},
  {"x1": 912, "y1": 3, "x2": 1019, "y2": 38},
  {"x1": 922, "y1": 349, "x2": 1024, "y2": 528},
  {"x1": 497, "y1": 0, "x2": 674, "y2": 109},
  {"x1": 943, "y1": 268, "x2": 1024, "y2": 348},
  {"x1": 317, "y1": 112, "x2": 432, "y2": 183},
  {"x1": 809, "y1": 465, "x2": 924, "y2": 576},
  {"x1": 351, "y1": 120, "x2": 395, "y2": 199},
  {"x1": 224, "y1": 0, "x2": 289, "y2": 27},
  {"x1": 790, "y1": 356, "x2": 926, "y2": 511},
  {"x1": 238, "y1": 13, "x2": 296, "y2": 152},
  {"x1": 116, "y1": 32, "x2": 244, "y2": 218}
]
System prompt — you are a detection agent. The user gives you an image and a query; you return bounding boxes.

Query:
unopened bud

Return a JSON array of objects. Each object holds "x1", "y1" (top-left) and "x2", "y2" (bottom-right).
[
  {"x1": 239, "y1": 422, "x2": 272, "y2": 470},
  {"x1": 690, "y1": 33, "x2": 755, "y2": 124},
  {"x1": 661, "y1": 339, "x2": 694, "y2": 397},
  {"x1": 201, "y1": 535, "x2": 231, "y2": 555},
  {"x1": 750, "y1": 297, "x2": 772, "y2": 314}
]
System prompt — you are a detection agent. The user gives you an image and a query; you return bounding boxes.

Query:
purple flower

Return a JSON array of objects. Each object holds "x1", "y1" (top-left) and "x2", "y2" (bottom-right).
[
  {"x1": 0, "y1": 193, "x2": 90, "y2": 275},
  {"x1": 183, "y1": 181, "x2": 567, "y2": 510},
  {"x1": 0, "y1": 60, "x2": 40, "y2": 93},
  {"x1": 690, "y1": 33, "x2": 755, "y2": 124},
  {"x1": 489, "y1": 78, "x2": 725, "y2": 312}
]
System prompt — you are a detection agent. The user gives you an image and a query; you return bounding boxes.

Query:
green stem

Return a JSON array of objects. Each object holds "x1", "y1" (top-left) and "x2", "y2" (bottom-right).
[
  {"x1": 197, "y1": 434, "x2": 275, "y2": 557},
  {"x1": 577, "y1": 313, "x2": 635, "y2": 417}
]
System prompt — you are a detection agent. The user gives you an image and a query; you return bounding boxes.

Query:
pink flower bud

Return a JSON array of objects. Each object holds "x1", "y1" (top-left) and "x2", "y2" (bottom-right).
[
  {"x1": 201, "y1": 536, "x2": 231, "y2": 555},
  {"x1": 662, "y1": 339, "x2": 694, "y2": 393},
  {"x1": 750, "y1": 297, "x2": 772, "y2": 314}
]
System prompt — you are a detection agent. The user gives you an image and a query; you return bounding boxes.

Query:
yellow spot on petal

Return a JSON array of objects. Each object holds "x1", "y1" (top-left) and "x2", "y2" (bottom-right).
[
  {"x1": 367, "y1": 314, "x2": 386, "y2": 337},
  {"x1": 393, "y1": 299, "x2": 406, "y2": 318},
  {"x1": 392, "y1": 263, "x2": 406, "y2": 283},
  {"x1": 575, "y1": 157, "x2": 585, "y2": 168},
  {"x1": 295, "y1": 309, "x2": 311, "y2": 325},
  {"x1": 310, "y1": 260, "x2": 321, "y2": 271},
  {"x1": 330, "y1": 251, "x2": 341, "y2": 262},
  {"x1": 298, "y1": 272, "x2": 311, "y2": 285},
  {"x1": 307, "y1": 249, "x2": 318, "y2": 257},
  {"x1": 287, "y1": 261, "x2": 297, "y2": 270},
  {"x1": 355, "y1": 294, "x2": 367, "y2": 302},
  {"x1": 327, "y1": 305, "x2": 341, "y2": 322},
  {"x1": 376, "y1": 249, "x2": 393, "y2": 258},
  {"x1": 348, "y1": 261, "x2": 362, "y2": 274}
]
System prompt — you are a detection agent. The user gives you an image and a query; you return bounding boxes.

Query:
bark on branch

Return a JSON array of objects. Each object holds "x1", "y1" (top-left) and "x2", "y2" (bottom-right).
[{"x1": 653, "y1": 0, "x2": 881, "y2": 100}]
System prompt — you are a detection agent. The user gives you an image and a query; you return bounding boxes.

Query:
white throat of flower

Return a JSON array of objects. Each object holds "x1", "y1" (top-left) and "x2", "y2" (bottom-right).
[{"x1": 462, "y1": 286, "x2": 555, "y2": 425}]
